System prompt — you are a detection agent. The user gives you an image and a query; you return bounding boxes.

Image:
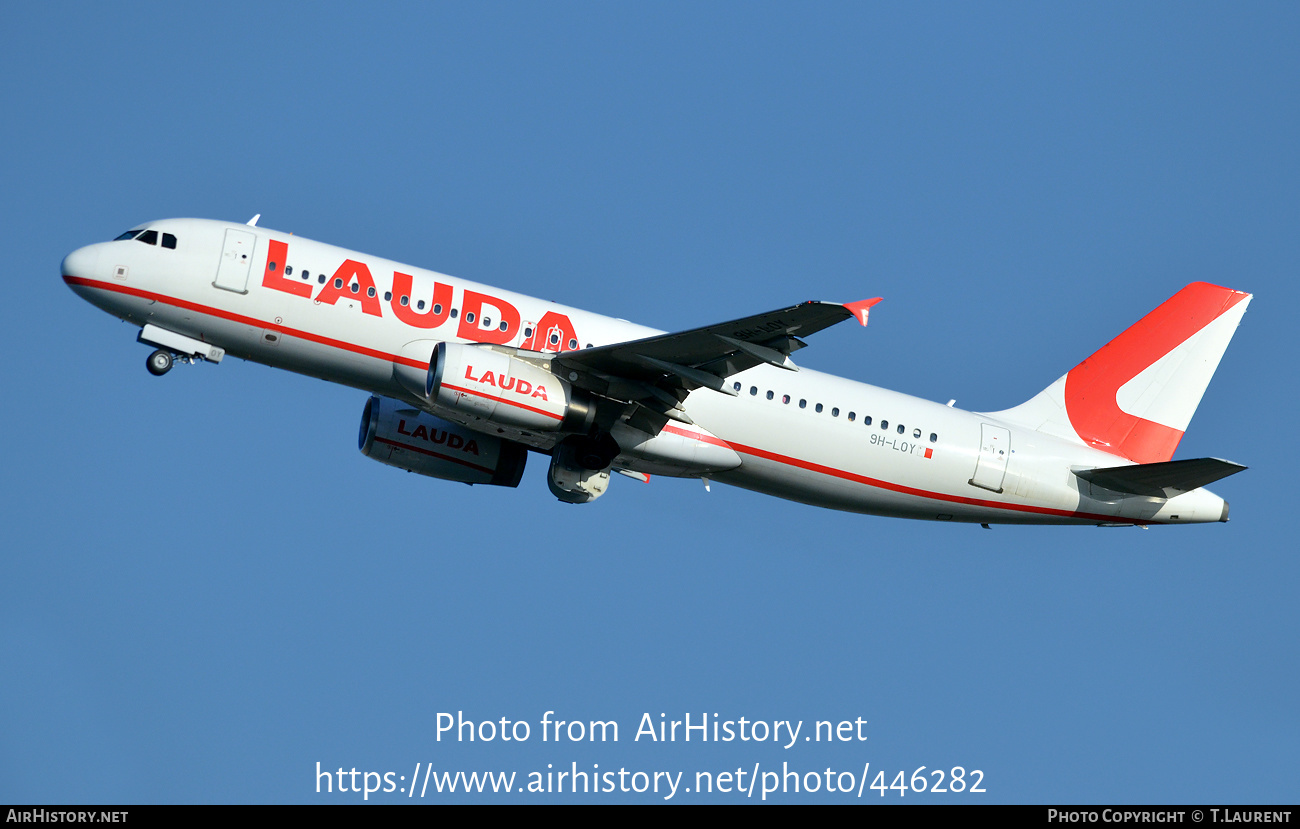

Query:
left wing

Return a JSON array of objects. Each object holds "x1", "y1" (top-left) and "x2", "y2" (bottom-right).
[{"x1": 549, "y1": 298, "x2": 879, "y2": 431}]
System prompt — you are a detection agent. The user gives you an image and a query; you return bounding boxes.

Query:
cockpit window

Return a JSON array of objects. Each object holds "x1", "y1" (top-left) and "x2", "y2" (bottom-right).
[
  {"x1": 162, "y1": 233, "x2": 177, "y2": 249},
  {"x1": 136, "y1": 230, "x2": 158, "y2": 245},
  {"x1": 114, "y1": 230, "x2": 142, "y2": 241}
]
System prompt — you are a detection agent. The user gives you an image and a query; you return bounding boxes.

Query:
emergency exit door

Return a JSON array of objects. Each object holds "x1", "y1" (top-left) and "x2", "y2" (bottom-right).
[
  {"x1": 969, "y1": 423, "x2": 1011, "y2": 493},
  {"x1": 213, "y1": 228, "x2": 255, "y2": 294}
]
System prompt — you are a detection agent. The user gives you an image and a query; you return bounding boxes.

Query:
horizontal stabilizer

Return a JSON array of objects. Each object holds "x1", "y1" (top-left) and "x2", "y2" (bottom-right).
[{"x1": 1074, "y1": 457, "x2": 1246, "y2": 498}]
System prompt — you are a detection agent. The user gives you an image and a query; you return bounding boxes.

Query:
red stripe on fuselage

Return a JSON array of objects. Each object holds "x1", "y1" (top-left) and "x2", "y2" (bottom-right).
[
  {"x1": 63, "y1": 275, "x2": 428, "y2": 369},
  {"x1": 723, "y1": 439, "x2": 1141, "y2": 523},
  {"x1": 69, "y1": 275, "x2": 1150, "y2": 523},
  {"x1": 660, "y1": 424, "x2": 1131, "y2": 522},
  {"x1": 660, "y1": 423, "x2": 732, "y2": 447}
]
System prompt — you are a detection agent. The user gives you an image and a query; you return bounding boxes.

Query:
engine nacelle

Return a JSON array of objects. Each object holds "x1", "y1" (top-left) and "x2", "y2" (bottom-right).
[
  {"x1": 547, "y1": 438, "x2": 611, "y2": 504},
  {"x1": 426, "y1": 342, "x2": 595, "y2": 432},
  {"x1": 358, "y1": 395, "x2": 527, "y2": 487}
]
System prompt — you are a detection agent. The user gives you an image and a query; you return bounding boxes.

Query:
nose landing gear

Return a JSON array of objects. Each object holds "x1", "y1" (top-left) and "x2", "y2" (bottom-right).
[
  {"x1": 144, "y1": 348, "x2": 203, "y2": 376},
  {"x1": 146, "y1": 349, "x2": 174, "y2": 376},
  {"x1": 137, "y1": 324, "x2": 226, "y2": 377}
]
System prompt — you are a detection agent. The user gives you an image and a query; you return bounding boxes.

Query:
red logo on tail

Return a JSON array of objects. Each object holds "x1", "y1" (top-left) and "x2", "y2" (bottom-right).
[{"x1": 1063, "y1": 282, "x2": 1248, "y2": 463}]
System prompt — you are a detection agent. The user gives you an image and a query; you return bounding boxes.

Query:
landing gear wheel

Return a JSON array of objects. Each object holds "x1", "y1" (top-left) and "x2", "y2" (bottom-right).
[
  {"x1": 146, "y1": 349, "x2": 173, "y2": 376},
  {"x1": 575, "y1": 432, "x2": 620, "y2": 470}
]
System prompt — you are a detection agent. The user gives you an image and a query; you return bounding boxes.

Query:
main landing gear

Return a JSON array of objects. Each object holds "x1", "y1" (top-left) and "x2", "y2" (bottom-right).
[
  {"x1": 571, "y1": 432, "x2": 621, "y2": 471},
  {"x1": 549, "y1": 436, "x2": 617, "y2": 504}
]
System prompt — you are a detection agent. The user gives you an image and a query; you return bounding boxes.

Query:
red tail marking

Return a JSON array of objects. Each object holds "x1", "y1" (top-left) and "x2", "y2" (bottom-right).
[{"x1": 1063, "y1": 282, "x2": 1248, "y2": 464}]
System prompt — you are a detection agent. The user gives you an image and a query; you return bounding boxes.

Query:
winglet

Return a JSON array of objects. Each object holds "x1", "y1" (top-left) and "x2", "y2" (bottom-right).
[
  {"x1": 843, "y1": 297, "x2": 883, "y2": 326},
  {"x1": 246, "y1": 214, "x2": 261, "y2": 227}
]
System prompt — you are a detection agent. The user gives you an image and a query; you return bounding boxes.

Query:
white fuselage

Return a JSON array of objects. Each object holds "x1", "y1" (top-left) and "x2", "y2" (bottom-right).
[{"x1": 62, "y1": 218, "x2": 1230, "y2": 525}]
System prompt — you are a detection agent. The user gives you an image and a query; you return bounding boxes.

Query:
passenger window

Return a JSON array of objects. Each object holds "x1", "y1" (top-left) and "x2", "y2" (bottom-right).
[
  {"x1": 863, "y1": 416, "x2": 872, "y2": 426},
  {"x1": 482, "y1": 316, "x2": 492, "y2": 327},
  {"x1": 799, "y1": 399, "x2": 807, "y2": 409},
  {"x1": 136, "y1": 230, "x2": 158, "y2": 245},
  {"x1": 333, "y1": 278, "x2": 343, "y2": 288},
  {"x1": 881, "y1": 420, "x2": 888, "y2": 430},
  {"x1": 766, "y1": 390, "x2": 774, "y2": 400},
  {"x1": 848, "y1": 412, "x2": 855, "y2": 421},
  {"x1": 832, "y1": 407, "x2": 839, "y2": 417},
  {"x1": 417, "y1": 300, "x2": 425, "y2": 310},
  {"x1": 350, "y1": 283, "x2": 359, "y2": 294},
  {"x1": 524, "y1": 327, "x2": 533, "y2": 338},
  {"x1": 816, "y1": 403, "x2": 824, "y2": 413},
  {"x1": 465, "y1": 311, "x2": 476, "y2": 324},
  {"x1": 285, "y1": 265, "x2": 293, "y2": 275},
  {"x1": 913, "y1": 428, "x2": 921, "y2": 438},
  {"x1": 733, "y1": 382, "x2": 742, "y2": 392},
  {"x1": 401, "y1": 296, "x2": 409, "y2": 306},
  {"x1": 897, "y1": 424, "x2": 905, "y2": 434},
  {"x1": 384, "y1": 291, "x2": 392, "y2": 301},
  {"x1": 549, "y1": 332, "x2": 560, "y2": 345},
  {"x1": 161, "y1": 233, "x2": 177, "y2": 249},
  {"x1": 500, "y1": 321, "x2": 509, "y2": 332},
  {"x1": 318, "y1": 274, "x2": 326, "y2": 284},
  {"x1": 301, "y1": 270, "x2": 310, "y2": 281},
  {"x1": 782, "y1": 394, "x2": 791, "y2": 404},
  {"x1": 568, "y1": 339, "x2": 578, "y2": 349},
  {"x1": 367, "y1": 287, "x2": 376, "y2": 297},
  {"x1": 750, "y1": 386, "x2": 758, "y2": 396},
  {"x1": 930, "y1": 433, "x2": 938, "y2": 443}
]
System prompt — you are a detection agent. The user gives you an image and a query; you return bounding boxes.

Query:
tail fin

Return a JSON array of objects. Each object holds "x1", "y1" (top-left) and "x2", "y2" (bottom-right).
[{"x1": 989, "y1": 282, "x2": 1251, "y2": 464}]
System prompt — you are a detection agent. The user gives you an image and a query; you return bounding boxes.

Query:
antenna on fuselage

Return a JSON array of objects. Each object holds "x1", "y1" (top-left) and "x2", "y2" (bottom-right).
[{"x1": 246, "y1": 214, "x2": 261, "y2": 227}]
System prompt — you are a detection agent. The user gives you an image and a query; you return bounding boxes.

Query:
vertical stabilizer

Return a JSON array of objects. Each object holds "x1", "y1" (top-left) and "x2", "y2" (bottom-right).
[{"x1": 989, "y1": 282, "x2": 1251, "y2": 463}]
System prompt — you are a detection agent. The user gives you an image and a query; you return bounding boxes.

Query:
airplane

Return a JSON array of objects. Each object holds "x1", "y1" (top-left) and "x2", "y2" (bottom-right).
[{"x1": 61, "y1": 217, "x2": 1251, "y2": 526}]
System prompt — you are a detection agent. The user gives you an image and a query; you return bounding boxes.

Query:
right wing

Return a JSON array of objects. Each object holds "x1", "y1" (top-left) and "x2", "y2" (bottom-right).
[{"x1": 546, "y1": 298, "x2": 880, "y2": 432}]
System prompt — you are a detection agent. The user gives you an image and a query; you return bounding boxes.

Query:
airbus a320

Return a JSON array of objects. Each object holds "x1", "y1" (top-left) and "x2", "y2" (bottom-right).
[{"x1": 62, "y1": 217, "x2": 1251, "y2": 526}]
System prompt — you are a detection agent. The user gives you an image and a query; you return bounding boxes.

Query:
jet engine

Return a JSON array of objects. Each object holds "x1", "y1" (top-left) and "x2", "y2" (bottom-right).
[
  {"x1": 426, "y1": 342, "x2": 596, "y2": 433},
  {"x1": 358, "y1": 395, "x2": 527, "y2": 487}
]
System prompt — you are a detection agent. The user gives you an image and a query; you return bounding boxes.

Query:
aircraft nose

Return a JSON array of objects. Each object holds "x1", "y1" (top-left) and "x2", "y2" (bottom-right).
[{"x1": 61, "y1": 244, "x2": 100, "y2": 282}]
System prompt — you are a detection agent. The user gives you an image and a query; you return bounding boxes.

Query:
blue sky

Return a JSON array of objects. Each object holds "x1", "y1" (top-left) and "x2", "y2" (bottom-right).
[{"x1": 2, "y1": 2, "x2": 1296, "y2": 803}]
